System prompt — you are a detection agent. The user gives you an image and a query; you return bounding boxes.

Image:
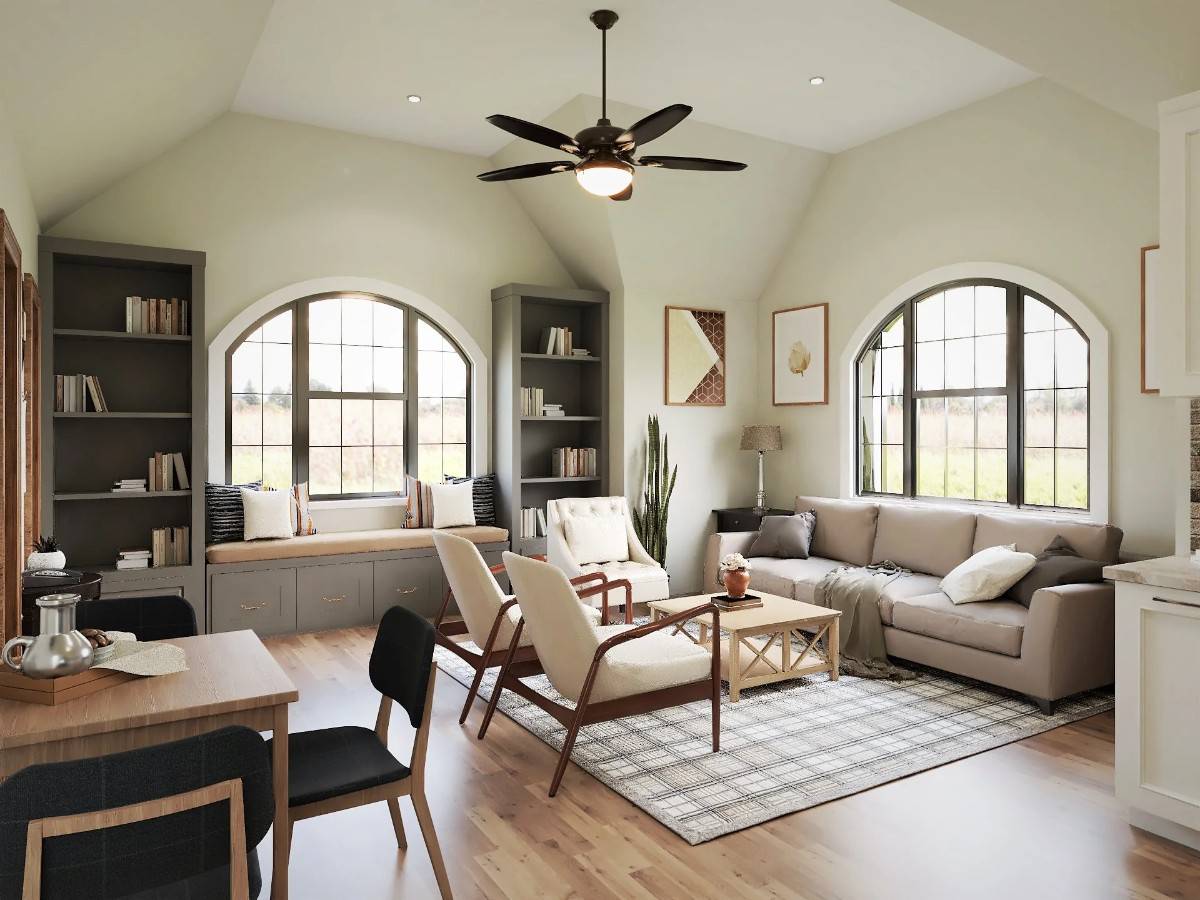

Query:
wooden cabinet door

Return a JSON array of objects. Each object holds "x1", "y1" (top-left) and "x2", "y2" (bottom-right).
[{"x1": 297, "y1": 561, "x2": 373, "y2": 632}]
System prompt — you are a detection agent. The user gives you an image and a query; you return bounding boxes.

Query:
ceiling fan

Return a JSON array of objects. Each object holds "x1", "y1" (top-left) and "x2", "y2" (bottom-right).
[{"x1": 477, "y1": 9, "x2": 747, "y2": 201}]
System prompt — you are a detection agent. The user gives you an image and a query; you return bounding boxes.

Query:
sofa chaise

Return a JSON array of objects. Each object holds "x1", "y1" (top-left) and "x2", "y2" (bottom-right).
[{"x1": 703, "y1": 496, "x2": 1122, "y2": 712}]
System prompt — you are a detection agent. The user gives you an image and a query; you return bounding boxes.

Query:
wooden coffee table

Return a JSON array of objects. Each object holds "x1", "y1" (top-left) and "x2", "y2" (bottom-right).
[{"x1": 648, "y1": 592, "x2": 841, "y2": 701}]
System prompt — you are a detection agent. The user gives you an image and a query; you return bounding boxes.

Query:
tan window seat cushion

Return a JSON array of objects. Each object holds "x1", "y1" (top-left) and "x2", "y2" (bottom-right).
[{"x1": 206, "y1": 526, "x2": 509, "y2": 564}]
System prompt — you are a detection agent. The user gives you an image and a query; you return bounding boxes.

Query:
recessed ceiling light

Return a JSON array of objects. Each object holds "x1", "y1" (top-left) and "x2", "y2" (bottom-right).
[
  {"x1": 809, "y1": 76, "x2": 824, "y2": 86},
  {"x1": 406, "y1": 94, "x2": 422, "y2": 103}
]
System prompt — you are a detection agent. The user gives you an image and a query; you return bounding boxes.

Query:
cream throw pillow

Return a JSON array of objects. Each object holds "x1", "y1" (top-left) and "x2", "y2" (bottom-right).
[
  {"x1": 940, "y1": 544, "x2": 1037, "y2": 604},
  {"x1": 565, "y1": 516, "x2": 629, "y2": 565},
  {"x1": 430, "y1": 480, "x2": 476, "y2": 529},
  {"x1": 240, "y1": 488, "x2": 294, "y2": 541}
]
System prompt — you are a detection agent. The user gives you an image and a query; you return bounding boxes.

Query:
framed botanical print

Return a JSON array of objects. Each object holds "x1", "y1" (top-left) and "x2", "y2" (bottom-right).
[
  {"x1": 773, "y1": 303, "x2": 828, "y2": 406},
  {"x1": 664, "y1": 306, "x2": 725, "y2": 406}
]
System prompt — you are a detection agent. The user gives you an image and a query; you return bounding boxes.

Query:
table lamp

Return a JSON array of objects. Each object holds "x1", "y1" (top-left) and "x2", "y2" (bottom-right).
[{"x1": 740, "y1": 425, "x2": 783, "y2": 512}]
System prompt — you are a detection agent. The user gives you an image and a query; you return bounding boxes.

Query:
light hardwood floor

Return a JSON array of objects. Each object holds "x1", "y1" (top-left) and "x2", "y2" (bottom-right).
[{"x1": 260, "y1": 627, "x2": 1200, "y2": 900}]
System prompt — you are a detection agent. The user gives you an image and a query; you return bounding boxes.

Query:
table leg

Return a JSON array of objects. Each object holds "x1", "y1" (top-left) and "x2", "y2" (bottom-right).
[
  {"x1": 271, "y1": 703, "x2": 289, "y2": 899},
  {"x1": 699, "y1": 622, "x2": 709, "y2": 646},
  {"x1": 729, "y1": 632, "x2": 741, "y2": 702},
  {"x1": 828, "y1": 617, "x2": 840, "y2": 682}
]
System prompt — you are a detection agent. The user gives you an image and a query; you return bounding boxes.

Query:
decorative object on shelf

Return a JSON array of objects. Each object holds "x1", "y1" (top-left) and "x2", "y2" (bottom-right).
[
  {"x1": 773, "y1": 303, "x2": 829, "y2": 405},
  {"x1": 632, "y1": 415, "x2": 677, "y2": 566},
  {"x1": 665, "y1": 306, "x2": 725, "y2": 406},
  {"x1": 1141, "y1": 244, "x2": 1160, "y2": 394},
  {"x1": 740, "y1": 425, "x2": 783, "y2": 512},
  {"x1": 718, "y1": 553, "x2": 752, "y2": 599},
  {"x1": 2, "y1": 593, "x2": 94, "y2": 679},
  {"x1": 27, "y1": 535, "x2": 66, "y2": 572},
  {"x1": 477, "y1": 9, "x2": 746, "y2": 201}
]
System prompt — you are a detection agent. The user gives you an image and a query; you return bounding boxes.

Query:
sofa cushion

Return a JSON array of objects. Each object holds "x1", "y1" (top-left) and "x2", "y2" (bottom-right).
[
  {"x1": 877, "y1": 574, "x2": 943, "y2": 626},
  {"x1": 794, "y1": 496, "x2": 879, "y2": 567},
  {"x1": 206, "y1": 525, "x2": 509, "y2": 564},
  {"x1": 871, "y1": 504, "x2": 977, "y2": 577},
  {"x1": 973, "y1": 512, "x2": 1122, "y2": 565},
  {"x1": 748, "y1": 556, "x2": 843, "y2": 603},
  {"x1": 890, "y1": 592, "x2": 1027, "y2": 657}
]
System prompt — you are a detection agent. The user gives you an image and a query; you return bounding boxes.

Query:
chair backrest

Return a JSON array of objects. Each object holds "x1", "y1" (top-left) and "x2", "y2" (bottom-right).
[
  {"x1": 0, "y1": 726, "x2": 272, "y2": 899},
  {"x1": 547, "y1": 496, "x2": 651, "y2": 571},
  {"x1": 370, "y1": 606, "x2": 436, "y2": 728},
  {"x1": 75, "y1": 594, "x2": 198, "y2": 640},
  {"x1": 432, "y1": 530, "x2": 507, "y2": 646},
  {"x1": 502, "y1": 552, "x2": 600, "y2": 702}
]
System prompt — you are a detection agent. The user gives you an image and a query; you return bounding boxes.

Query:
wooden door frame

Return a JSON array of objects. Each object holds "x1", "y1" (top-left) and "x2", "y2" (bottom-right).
[
  {"x1": 22, "y1": 274, "x2": 41, "y2": 559},
  {"x1": 0, "y1": 210, "x2": 22, "y2": 643}
]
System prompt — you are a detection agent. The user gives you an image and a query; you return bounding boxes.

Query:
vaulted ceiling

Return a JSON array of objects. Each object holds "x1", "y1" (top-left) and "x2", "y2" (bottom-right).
[{"x1": 1, "y1": 0, "x2": 1197, "y2": 229}]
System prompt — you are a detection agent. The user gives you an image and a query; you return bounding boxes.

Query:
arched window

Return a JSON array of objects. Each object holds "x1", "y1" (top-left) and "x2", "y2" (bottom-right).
[
  {"x1": 227, "y1": 293, "x2": 470, "y2": 498},
  {"x1": 856, "y1": 279, "x2": 1088, "y2": 510}
]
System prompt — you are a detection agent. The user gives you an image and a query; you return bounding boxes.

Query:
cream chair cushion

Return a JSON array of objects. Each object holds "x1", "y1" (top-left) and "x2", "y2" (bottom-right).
[
  {"x1": 564, "y1": 516, "x2": 630, "y2": 564},
  {"x1": 577, "y1": 560, "x2": 669, "y2": 604},
  {"x1": 586, "y1": 624, "x2": 712, "y2": 703}
]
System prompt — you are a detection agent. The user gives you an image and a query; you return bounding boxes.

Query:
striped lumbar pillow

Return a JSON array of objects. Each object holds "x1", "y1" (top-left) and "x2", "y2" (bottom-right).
[
  {"x1": 444, "y1": 473, "x2": 496, "y2": 525},
  {"x1": 205, "y1": 481, "x2": 262, "y2": 544}
]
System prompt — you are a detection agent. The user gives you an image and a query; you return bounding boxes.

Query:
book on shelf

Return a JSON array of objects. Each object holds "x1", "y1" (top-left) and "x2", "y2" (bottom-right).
[
  {"x1": 519, "y1": 506, "x2": 548, "y2": 539},
  {"x1": 54, "y1": 374, "x2": 108, "y2": 412},
  {"x1": 550, "y1": 447, "x2": 597, "y2": 478},
  {"x1": 125, "y1": 296, "x2": 189, "y2": 336},
  {"x1": 115, "y1": 547, "x2": 151, "y2": 570},
  {"x1": 145, "y1": 451, "x2": 188, "y2": 492},
  {"x1": 538, "y1": 326, "x2": 575, "y2": 356},
  {"x1": 520, "y1": 386, "x2": 545, "y2": 417},
  {"x1": 149, "y1": 525, "x2": 190, "y2": 568}
]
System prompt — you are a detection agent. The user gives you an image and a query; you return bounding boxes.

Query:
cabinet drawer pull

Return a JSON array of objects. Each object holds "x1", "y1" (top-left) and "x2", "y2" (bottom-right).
[
  {"x1": 240, "y1": 603, "x2": 266, "y2": 612},
  {"x1": 395, "y1": 586, "x2": 418, "y2": 595},
  {"x1": 321, "y1": 595, "x2": 347, "y2": 604}
]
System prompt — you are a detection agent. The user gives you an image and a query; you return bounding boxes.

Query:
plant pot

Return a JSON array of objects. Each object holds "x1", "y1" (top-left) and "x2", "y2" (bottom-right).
[
  {"x1": 722, "y1": 568, "x2": 750, "y2": 599},
  {"x1": 26, "y1": 550, "x2": 67, "y2": 572}
]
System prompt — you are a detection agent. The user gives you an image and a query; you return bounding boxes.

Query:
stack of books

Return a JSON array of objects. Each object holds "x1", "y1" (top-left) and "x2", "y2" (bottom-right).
[
  {"x1": 112, "y1": 478, "x2": 148, "y2": 494},
  {"x1": 520, "y1": 386, "x2": 545, "y2": 417},
  {"x1": 570, "y1": 348, "x2": 591, "y2": 358},
  {"x1": 520, "y1": 507, "x2": 548, "y2": 539},
  {"x1": 148, "y1": 452, "x2": 190, "y2": 491},
  {"x1": 115, "y1": 548, "x2": 150, "y2": 570},
  {"x1": 551, "y1": 447, "x2": 597, "y2": 478},
  {"x1": 538, "y1": 326, "x2": 574, "y2": 356},
  {"x1": 125, "y1": 296, "x2": 189, "y2": 336},
  {"x1": 55, "y1": 374, "x2": 108, "y2": 412},
  {"x1": 151, "y1": 526, "x2": 190, "y2": 567},
  {"x1": 541, "y1": 403, "x2": 565, "y2": 418}
]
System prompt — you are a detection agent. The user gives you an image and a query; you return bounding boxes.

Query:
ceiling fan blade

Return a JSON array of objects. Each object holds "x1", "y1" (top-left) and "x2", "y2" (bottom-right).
[
  {"x1": 476, "y1": 161, "x2": 576, "y2": 182},
  {"x1": 486, "y1": 114, "x2": 582, "y2": 156},
  {"x1": 637, "y1": 155, "x2": 748, "y2": 172},
  {"x1": 616, "y1": 104, "x2": 692, "y2": 150},
  {"x1": 610, "y1": 183, "x2": 633, "y2": 202}
]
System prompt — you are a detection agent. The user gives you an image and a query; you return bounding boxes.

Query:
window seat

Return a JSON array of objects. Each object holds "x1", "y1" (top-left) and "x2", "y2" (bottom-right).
[{"x1": 205, "y1": 526, "x2": 509, "y2": 565}]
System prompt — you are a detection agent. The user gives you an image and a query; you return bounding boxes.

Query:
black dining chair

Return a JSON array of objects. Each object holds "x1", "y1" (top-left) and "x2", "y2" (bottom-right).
[
  {"x1": 75, "y1": 594, "x2": 198, "y2": 640},
  {"x1": 274, "y1": 605, "x2": 452, "y2": 899},
  {"x1": 0, "y1": 725, "x2": 273, "y2": 899}
]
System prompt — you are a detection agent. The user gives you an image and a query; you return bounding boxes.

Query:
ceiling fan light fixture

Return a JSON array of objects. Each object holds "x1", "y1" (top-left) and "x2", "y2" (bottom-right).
[{"x1": 575, "y1": 156, "x2": 634, "y2": 197}]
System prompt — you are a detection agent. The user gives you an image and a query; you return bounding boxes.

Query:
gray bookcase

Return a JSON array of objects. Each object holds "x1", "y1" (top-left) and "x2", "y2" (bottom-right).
[
  {"x1": 39, "y1": 236, "x2": 206, "y2": 618},
  {"x1": 491, "y1": 284, "x2": 609, "y2": 555}
]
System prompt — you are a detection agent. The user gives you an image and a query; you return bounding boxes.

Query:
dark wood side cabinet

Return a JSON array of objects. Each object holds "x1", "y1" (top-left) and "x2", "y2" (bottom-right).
[{"x1": 713, "y1": 507, "x2": 792, "y2": 533}]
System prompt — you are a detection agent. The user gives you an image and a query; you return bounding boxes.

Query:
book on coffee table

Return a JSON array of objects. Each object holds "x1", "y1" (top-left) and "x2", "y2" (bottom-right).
[{"x1": 711, "y1": 594, "x2": 763, "y2": 610}]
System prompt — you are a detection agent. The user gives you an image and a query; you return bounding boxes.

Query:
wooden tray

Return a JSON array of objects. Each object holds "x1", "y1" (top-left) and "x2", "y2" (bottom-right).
[{"x1": 0, "y1": 666, "x2": 136, "y2": 706}]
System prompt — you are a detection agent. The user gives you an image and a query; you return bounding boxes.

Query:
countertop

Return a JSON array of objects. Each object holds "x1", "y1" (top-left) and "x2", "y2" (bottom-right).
[{"x1": 1103, "y1": 555, "x2": 1200, "y2": 593}]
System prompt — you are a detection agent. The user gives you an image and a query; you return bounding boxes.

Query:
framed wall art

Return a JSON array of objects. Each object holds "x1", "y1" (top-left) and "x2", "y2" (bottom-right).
[
  {"x1": 773, "y1": 303, "x2": 828, "y2": 406},
  {"x1": 664, "y1": 306, "x2": 725, "y2": 406}
]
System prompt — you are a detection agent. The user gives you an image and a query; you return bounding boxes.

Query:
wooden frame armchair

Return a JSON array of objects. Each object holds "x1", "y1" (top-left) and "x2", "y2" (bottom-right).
[
  {"x1": 480, "y1": 552, "x2": 721, "y2": 797},
  {"x1": 432, "y1": 531, "x2": 634, "y2": 726}
]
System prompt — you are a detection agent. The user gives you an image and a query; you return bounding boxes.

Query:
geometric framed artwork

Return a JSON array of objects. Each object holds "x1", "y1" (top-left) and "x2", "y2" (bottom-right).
[
  {"x1": 773, "y1": 302, "x2": 828, "y2": 405},
  {"x1": 665, "y1": 306, "x2": 726, "y2": 406},
  {"x1": 1140, "y1": 244, "x2": 1160, "y2": 395}
]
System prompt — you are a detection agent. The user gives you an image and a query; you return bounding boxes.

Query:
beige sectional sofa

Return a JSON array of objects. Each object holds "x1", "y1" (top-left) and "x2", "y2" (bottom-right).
[{"x1": 703, "y1": 496, "x2": 1122, "y2": 712}]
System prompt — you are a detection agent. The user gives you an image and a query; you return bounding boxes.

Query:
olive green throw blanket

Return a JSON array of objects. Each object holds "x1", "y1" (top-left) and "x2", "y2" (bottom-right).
[{"x1": 815, "y1": 562, "x2": 917, "y2": 681}]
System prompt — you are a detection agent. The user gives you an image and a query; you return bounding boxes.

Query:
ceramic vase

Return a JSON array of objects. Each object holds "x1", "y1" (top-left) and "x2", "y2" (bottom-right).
[
  {"x1": 723, "y1": 568, "x2": 750, "y2": 599},
  {"x1": 26, "y1": 550, "x2": 67, "y2": 572}
]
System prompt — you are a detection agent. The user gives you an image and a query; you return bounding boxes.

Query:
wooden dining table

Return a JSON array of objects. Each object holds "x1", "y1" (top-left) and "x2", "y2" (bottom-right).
[{"x1": 0, "y1": 629, "x2": 299, "y2": 899}]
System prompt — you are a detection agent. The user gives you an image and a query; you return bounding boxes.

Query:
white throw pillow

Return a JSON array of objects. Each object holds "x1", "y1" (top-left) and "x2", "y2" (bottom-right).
[
  {"x1": 940, "y1": 544, "x2": 1037, "y2": 604},
  {"x1": 565, "y1": 516, "x2": 629, "y2": 565},
  {"x1": 241, "y1": 488, "x2": 294, "y2": 541},
  {"x1": 430, "y1": 480, "x2": 476, "y2": 529}
]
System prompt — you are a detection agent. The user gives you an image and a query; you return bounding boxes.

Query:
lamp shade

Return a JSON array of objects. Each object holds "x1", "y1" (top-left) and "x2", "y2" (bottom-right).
[{"x1": 740, "y1": 424, "x2": 782, "y2": 452}]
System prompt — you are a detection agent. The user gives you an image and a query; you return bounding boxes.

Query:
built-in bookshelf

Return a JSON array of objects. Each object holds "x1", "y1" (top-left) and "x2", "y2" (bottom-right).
[
  {"x1": 40, "y1": 236, "x2": 206, "y2": 612},
  {"x1": 492, "y1": 284, "x2": 609, "y2": 555}
]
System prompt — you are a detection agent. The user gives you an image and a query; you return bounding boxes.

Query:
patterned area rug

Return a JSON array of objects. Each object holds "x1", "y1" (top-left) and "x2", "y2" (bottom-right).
[{"x1": 434, "y1": 643, "x2": 1112, "y2": 845}]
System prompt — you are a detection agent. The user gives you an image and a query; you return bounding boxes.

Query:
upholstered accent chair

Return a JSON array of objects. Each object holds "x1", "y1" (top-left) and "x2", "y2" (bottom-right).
[
  {"x1": 547, "y1": 496, "x2": 668, "y2": 618},
  {"x1": 432, "y1": 530, "x2": 628, "y2": 724},
  {"x1": 479, "y1": 552, "x2": 720, "y2": 797}
]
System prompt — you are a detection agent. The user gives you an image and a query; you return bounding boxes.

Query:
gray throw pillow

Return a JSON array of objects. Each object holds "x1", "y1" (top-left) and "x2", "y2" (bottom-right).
[
  {"x1": 748, "y1": 511, "x2": 816, "y2": 559},
  {"x1": 1007, "y1": 535, "x2": 1103, "y2": 607}
]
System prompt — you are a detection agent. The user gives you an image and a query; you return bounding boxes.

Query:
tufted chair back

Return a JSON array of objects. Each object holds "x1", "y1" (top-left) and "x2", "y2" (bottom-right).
[{"x1": 546, "y1": 496, "x2": 656, "y2": 575}]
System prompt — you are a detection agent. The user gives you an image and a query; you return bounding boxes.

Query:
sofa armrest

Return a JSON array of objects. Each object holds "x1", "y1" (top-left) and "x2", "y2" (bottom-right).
[
  {"x1": 701, "y1": 531, "x2": 758, "y2": 593},
  {"x1": 1021, "y1": 582, "x2": 1115, "y2": 700}
]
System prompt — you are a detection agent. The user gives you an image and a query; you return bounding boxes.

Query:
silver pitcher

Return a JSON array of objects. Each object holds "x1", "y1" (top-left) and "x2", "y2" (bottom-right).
[{"x1": 2, "y1": 593, "x2": 94, "y2": 679}]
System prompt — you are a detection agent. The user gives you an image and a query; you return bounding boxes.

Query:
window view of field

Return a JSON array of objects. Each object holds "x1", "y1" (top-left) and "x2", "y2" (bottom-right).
[{"x1": 231, "y1": 308, "x2": 293, "y2": 489}]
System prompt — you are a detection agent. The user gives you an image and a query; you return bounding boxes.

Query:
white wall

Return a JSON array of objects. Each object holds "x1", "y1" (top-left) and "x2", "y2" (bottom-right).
[
  {"x1": 756, "y1": 79, "x2": 1170, "y2": 556},
  {"x1": 0, "y1": 95, "x2": 39, "y2": 277}
]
